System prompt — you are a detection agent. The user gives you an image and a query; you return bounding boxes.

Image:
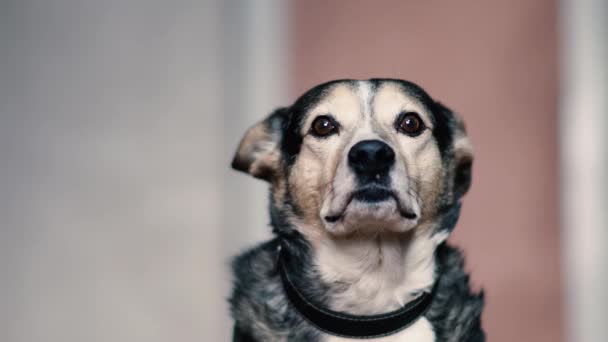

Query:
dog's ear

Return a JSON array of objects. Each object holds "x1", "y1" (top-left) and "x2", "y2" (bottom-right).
[
  {"x1": 231, "y1": 107, "x2": 288, "y2": 182},
  {"x1": 453, "y1": 128, "x2": 473, "y2": 199},
  {"x1": 436, "y1": 102, "x2": 474, "y2": 200}
]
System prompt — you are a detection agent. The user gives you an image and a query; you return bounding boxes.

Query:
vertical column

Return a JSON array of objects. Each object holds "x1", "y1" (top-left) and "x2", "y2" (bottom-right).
[{"x1": 560, "y1": 0, "x2": 608, "y2": 341}]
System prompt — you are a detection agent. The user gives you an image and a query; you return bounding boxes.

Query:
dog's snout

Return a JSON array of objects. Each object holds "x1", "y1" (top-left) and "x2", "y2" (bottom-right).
[{"x1": 348, "y1": 140, "x2": 395, "y2": 176}]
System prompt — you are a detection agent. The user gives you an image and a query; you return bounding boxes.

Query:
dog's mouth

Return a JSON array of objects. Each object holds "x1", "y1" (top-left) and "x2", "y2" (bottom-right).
[{"x1": 324, "y1": 186, "x2": 418, "y2": 223}]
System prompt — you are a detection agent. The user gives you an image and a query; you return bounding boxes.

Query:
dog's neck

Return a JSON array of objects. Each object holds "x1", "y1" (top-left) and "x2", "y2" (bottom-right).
[{"x1": 313, "y1": 223, "x2": 447, "y2": 315}]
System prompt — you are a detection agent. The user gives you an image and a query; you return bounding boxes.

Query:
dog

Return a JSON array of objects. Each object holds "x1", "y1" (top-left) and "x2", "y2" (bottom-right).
[{"x1": 229, "y1": 79, "x2": 484, "y2": 341}]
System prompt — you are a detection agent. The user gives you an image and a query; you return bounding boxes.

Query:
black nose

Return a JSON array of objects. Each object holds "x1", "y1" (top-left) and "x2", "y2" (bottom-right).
[{"x1": 348, "y1": 140, "x2": 395, "y2": 176}]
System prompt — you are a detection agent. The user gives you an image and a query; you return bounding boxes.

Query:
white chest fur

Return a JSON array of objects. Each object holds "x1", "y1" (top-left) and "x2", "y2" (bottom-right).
[
  {"x1": 324, "y1": 317, "x2": 435, "y2": 342},
  {"x1": 315, "y1": 228, "x2": 443, "y2": 314},
  {"x1": 314, "y1": 227, "x2": 445, "y2": 342}
]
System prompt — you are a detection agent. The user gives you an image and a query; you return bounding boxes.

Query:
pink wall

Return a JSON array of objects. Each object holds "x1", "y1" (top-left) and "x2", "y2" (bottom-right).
[{"x1": 290, "y1": 1, "x2": 561, "y2": 341}]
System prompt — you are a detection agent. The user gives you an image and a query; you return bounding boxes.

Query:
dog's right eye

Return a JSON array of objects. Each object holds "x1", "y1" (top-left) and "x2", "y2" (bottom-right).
[{"x1": 311, "y1": 115, "x2": 339, "y2": 137}]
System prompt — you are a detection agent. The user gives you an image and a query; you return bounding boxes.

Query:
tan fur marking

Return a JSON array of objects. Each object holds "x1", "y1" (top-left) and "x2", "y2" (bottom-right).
[
  {"x1": 288, "y1": 85, "x2": 364, "y2": 241},
  {"x1": 233, "y1": 121, "x2": 280, "y2": 180},
  {"x1": 372, "y1": 83, "x2": 443, "y2": 222}
]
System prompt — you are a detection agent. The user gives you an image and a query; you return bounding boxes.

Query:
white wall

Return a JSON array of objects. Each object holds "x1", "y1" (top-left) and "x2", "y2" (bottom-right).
[
  {"x1": 0, "y1": 1, "x2": 286, "y2": 341},
  {"x1": 560, "y1": 0, "x2": 608, "y2": 341}
]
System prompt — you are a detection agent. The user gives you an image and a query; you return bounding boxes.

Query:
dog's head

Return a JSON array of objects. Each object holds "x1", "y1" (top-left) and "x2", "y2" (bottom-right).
[{"x1": 232, "y1": 79, "x2": 472, "y2": 240}]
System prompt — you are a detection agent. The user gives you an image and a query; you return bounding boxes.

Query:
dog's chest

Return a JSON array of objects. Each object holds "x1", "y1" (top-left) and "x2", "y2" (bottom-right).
[{"x1": 323, "y1": 317, "x2": 435, "y2": 342}]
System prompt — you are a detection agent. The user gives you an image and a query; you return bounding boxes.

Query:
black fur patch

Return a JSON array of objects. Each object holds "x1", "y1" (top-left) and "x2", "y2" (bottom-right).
[
  {"x1": 426, "y1": 243, "x2": 486, "y2": 342},
  {"x1": 230, "y1": 238, "x2": 325, "y2": 341}
]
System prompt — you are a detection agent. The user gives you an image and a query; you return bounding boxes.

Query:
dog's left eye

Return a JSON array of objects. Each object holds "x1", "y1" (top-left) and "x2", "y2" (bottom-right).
[
  {"x1": 396, "y1": 112, "x2": 425, "y2": 136},
  {"x1": 311, "y1": 115, "x2": 339, "y2": 137}
]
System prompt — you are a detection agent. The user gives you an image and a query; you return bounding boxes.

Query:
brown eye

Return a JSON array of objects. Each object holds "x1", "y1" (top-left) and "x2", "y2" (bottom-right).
[
  {"x1": 311, "y1": 115, "x2": 338, "y2": 137},
  {"x1": 396, "y1": 112, "x2": 425, "y2": 136}
]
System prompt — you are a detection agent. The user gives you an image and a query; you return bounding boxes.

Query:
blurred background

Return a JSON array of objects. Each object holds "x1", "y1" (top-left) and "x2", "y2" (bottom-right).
[{"x1": 0, "y1": 0, "x2": 606, "y2": 341}]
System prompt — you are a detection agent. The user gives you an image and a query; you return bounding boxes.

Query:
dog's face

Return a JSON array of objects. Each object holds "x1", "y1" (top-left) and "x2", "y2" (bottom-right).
[{"x1": 233, "y1": 79, "x2": 472, "y2": 240}]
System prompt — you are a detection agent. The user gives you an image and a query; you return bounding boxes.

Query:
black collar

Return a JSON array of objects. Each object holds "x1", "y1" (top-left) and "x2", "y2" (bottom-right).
[{"x1": 278, "y1": 246, "x2": 437, "y2": 339}]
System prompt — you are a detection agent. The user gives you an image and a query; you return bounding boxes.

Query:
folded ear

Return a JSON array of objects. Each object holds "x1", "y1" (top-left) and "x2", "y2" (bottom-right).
[
  {"x1": 435, "y1": 102, "x2": 474, "y2": 200},
  {"x1": 450, "y1": 114, "x2": 474, "y2": 200},
  {"x1": 231, "y1": 108, "x2": 288, "y2": 181},
  {"x1": 453, "y1": 129, "x2": 473, "y2": 199}
]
